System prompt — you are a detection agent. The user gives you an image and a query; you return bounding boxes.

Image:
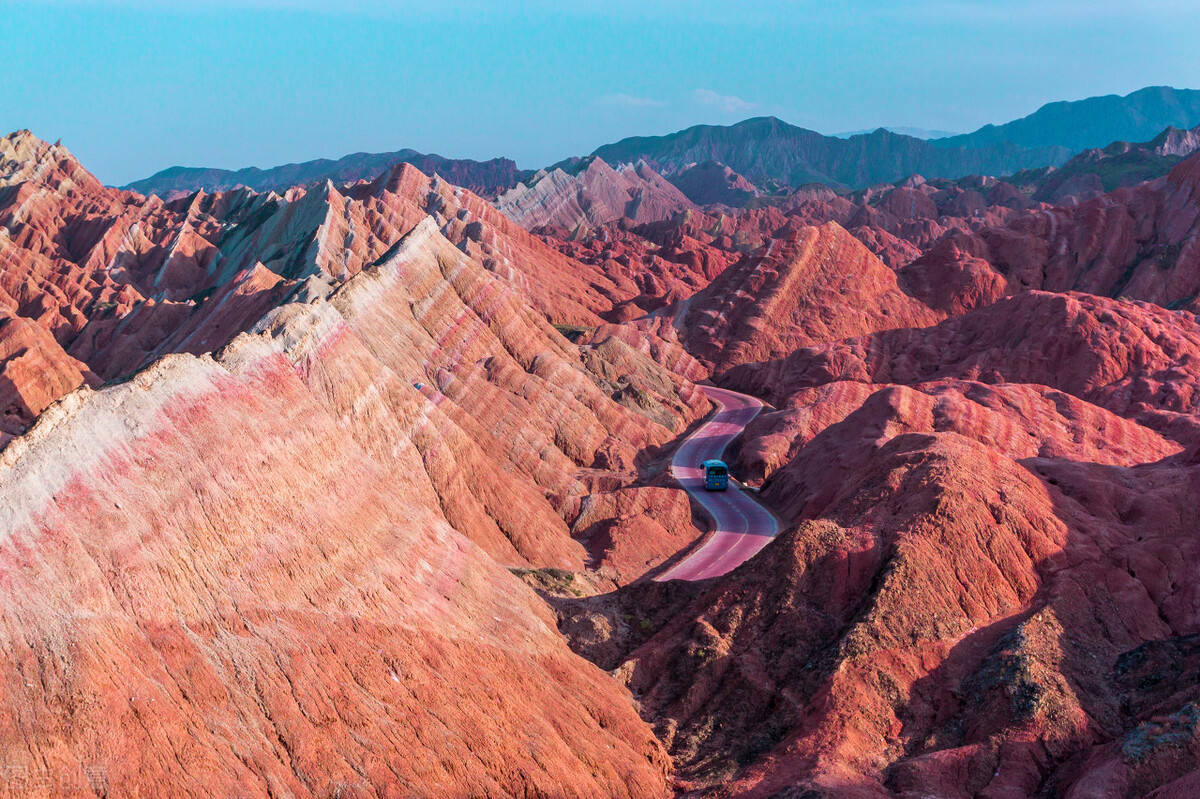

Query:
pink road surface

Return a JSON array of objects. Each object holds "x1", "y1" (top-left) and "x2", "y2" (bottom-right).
[{"x1": 656, "y1": 386, "x2": 780, "y2": 581}]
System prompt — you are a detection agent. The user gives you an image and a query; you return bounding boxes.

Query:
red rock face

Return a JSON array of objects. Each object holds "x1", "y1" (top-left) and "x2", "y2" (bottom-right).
[
  {"x1": 572, "y1": 486, "x2": 698, "y2": 584},
  {"x1": 724, "y1": 290, "x2": 1200, "y2": 439},
  {"x1": 0, "y1": 130, "x2": 107, "y2": 195}
]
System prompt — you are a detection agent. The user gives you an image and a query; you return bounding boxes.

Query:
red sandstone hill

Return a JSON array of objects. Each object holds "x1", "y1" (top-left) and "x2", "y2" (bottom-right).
[
  {"x1": 530, "y1": 170, "x2": 1050, "y2": 331},
  {"x1": 546, "y1": 206, "x2": 786, "y2": 322},
  {"x1": 0, "y1": 128, "x2": 640, "y2": 398},
  {"x1": 723, "y1": 290, "x2": 1200, "y2": 434},
  {"x1": 529, "y1": 144, "x2": 1200, "y2": 354},
  {"x1": 0, "y1": 313, "x2": 95, "y2": 448},
  {"x1": 0, "y1": 335, "x2": 674, "y2": 797},
  {"x1": 674, "y1": 221, "x2": 941, "y2": 373},
  {"x1": 0, "y1": 128, "x2": 712, "y2": 569}
]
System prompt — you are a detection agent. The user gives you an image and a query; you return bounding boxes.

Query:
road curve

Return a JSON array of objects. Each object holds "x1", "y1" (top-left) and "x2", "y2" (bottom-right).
[{"x1": 656, "y1": 386, "x2": 780, "y2": 581}]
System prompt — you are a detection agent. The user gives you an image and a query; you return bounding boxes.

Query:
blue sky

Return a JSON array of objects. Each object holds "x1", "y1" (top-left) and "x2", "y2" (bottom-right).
[{"x1": 3, "y1": 0, "x2": 1197, "y2": 185}]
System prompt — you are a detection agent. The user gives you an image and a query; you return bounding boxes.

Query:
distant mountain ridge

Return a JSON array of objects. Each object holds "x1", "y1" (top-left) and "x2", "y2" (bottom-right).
[
  {"x1": 592, "y1": 116, "x2": 1071, "y2": 190},
  {"x1": 932, "y1": 86, "x2": 1200, "y2": 152},
  {"x1": 125, "y1": 149, "x2": 530, "y2": 199},
  {"x1": 121, "y1": 85, "x2": 1200, "y2": 199}
]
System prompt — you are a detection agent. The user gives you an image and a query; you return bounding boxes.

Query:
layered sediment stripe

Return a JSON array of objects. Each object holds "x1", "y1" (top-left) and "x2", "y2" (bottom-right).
[{"x1": 0, "y1": 353, "x2": 226, "y2": 537}]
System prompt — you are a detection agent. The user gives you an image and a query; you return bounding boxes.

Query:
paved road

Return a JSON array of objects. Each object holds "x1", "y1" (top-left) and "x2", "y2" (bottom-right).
[{"x1": 656, "y1": 386, "x2": 780, "y2": 581}]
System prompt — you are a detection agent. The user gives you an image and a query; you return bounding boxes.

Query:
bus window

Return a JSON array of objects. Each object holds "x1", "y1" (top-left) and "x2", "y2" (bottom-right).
[{"x1": 702, "y1": 459, "x2": 729, "y2": 491}]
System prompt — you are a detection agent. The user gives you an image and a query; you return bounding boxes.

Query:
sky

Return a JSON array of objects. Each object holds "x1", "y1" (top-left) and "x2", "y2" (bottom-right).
[{"x1": 2, "y1": 0, "x2": 1198, "y2": 185}]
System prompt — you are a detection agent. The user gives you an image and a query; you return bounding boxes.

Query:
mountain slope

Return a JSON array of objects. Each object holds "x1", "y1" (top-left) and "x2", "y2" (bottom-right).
[
  {"x1": 901, "y1": 148, "x2": 1200, "y2": 323},
  {"x1": 0, "y1": 130, "x2": 709, "y2": 555},
  {"x1": 0, "y1": 316, "x2": 673, "y2": 798},
  {"x1": 934, "y1": 85, "x2": 1200, "y2": 153}
]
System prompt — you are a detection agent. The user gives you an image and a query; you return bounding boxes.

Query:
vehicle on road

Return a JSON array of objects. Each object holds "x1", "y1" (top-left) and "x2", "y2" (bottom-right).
[
  {"x1": 658, "y1": 386, "x2": 778, "y2": 582},
  {"x1": 702, "y1": 459, "x2": 729, "y2": 491}
]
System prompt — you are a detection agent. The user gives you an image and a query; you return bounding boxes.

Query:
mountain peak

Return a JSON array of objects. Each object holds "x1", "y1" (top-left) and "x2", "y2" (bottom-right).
[{"x1": 0, "y1": 130, "x2": 103, "y2": 194}]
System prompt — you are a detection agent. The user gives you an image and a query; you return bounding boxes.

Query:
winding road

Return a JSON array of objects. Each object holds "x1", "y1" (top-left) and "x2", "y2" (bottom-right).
[{"x1": 656, "y1": 386, "x2": 780, "y2": 581}]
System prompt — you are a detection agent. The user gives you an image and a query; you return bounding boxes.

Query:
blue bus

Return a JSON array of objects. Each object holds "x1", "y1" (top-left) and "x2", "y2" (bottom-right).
[{"x1": 702, "y1": 459, "x2": 729, "y2": 491}]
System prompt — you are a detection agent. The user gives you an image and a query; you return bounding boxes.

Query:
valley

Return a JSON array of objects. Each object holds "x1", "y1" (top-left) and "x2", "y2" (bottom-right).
[{"x1": 3, "y1": 80, "x2": 1200, "y2": 798}]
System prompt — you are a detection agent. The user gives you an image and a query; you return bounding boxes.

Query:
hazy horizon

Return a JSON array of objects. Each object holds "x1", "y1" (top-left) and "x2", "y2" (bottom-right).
[{"x1": 4, "y1": 1, "x2": 1199, "y2": 185}]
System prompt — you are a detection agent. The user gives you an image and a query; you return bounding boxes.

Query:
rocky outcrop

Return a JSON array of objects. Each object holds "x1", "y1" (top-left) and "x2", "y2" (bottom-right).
[
  {"x1": 0, "y1": 313, "x2": 94, "y2": 446},
  {"x1": 494, "y1": 157, "x2": 696, "y2": 233},
  {"x1": 547, "y1": 206, "x2": 801, "y2": 322},
  {"x1": 0, "y1": 130, "x2": 106, "y2": 194},
  {"x1": 571, "y1": 486, "x2": 698, "y2": 585}
]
